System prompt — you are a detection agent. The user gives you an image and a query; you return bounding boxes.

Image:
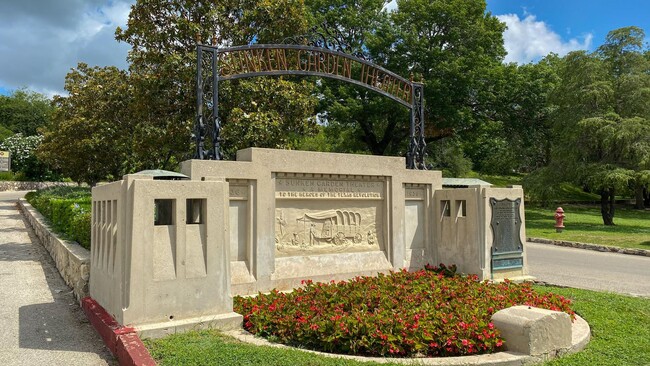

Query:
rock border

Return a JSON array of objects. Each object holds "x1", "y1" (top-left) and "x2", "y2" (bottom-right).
[
  {"x1": 18, "y1": 199, "x2": 90, "y2": 302},
  {"x1": 527, "y1": 237, "x2": 650, "y2": 257},
  {"x1": 0, "y1": 181, "x2": 78, "y2": 192},
  {"x1": 225, "y1": 314, "x2": 590, "y2": 366}
]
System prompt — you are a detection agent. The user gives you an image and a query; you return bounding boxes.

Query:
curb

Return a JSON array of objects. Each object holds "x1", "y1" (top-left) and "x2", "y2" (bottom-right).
[
  {"x1": 226, "y1": 314, "x2": 590, "y2": 366},
  {"x1": 527, "y1": 237, "x2": 650, "y2": 257},
  {"x1": 82, "y1": 297, "x2": 157, "y2": 366}
]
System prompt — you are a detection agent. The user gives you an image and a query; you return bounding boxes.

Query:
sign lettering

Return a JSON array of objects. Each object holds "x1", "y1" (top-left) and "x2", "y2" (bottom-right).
[
  {"x1": 276, "y1": 178, "x2": 384, "y2": 200},
  {"x1": 217, "y1": 47, "x2": 413, "y2": 105},
  {"x1": 0, "y1": 151, "x2": 10, "y2": 172}
]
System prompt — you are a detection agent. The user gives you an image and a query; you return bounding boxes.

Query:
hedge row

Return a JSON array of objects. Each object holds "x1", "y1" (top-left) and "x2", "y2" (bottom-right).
[{"x1": 25, "y1": 186, "x2": 92, "y2": 249}]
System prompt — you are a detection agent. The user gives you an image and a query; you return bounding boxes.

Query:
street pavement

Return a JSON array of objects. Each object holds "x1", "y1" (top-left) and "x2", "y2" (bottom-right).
[
  {"x1": 0, "y1": 191, "x2": 114, "y2": 365},
  {"x1": 526, "y1": 242, "x2": 650, "y2": 297}
]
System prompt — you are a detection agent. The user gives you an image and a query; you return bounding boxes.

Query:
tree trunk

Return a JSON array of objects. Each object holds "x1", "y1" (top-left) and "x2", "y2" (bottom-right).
[
  {"x1": 634, "y1": 184, "x2": 646, "y2": 209},
  {"x1": 600, "y1": 188, "x2": 616, "y2": 225}
]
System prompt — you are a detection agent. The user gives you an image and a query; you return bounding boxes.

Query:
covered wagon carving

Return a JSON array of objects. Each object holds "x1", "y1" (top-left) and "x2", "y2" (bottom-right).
[{"x1": 297, "y1": 210, "x2": 363, "y2": 245}]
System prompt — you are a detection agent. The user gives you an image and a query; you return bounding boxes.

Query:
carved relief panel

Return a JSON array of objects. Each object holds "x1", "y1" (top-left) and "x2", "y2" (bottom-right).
[{"x1": 274, "y1": 174, "x2": 385, "y2": 257}]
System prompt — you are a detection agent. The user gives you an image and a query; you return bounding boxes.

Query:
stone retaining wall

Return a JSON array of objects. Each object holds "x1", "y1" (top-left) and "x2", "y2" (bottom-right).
[
  {"x1": 18, "y1": 199, "x2": 90, "y2": 302},
  {"x1": 0, "y1": 181, "x2": 77, "y2": 192},
  {"x1": 528, "y1": 237, "x2": 650, "y2": 257}
]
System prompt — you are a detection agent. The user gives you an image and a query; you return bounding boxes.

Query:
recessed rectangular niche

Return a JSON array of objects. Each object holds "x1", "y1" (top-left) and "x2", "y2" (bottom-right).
[
  {"x1": 441, "y1": 200, "x2": 451, "y2": 217},
  {"x1": 154, "y1": 199, "x2": 175, "y2": 226},
  {"x1": 457, "y1": 200, "x2": 466, "y2": 217},
  {"x1": 186, "y1": 199, "x2": 205, "y2": 224}
]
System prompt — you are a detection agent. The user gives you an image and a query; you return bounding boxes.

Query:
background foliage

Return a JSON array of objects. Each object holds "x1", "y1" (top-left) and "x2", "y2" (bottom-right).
[{"x1": 3, "y1": 1, "x2": 648, "y2": 223}]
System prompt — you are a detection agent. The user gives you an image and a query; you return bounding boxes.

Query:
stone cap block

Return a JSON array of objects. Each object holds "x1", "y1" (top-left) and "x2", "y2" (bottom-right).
[{"x1": 491, "y1": 305, "x2": 571, "y2": 356}]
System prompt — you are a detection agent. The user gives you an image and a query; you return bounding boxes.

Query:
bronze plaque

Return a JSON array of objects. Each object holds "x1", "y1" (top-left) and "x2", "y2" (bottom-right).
[{"x1": 490, "y1": 198, "x2": 523, "y2": 270}]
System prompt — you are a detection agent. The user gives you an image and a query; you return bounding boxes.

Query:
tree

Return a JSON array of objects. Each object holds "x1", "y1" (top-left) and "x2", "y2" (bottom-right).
[
  {"x1": 304, "y1": 0, "x2": 507, "y2": 162},
  {"x1": 463, "y1": 55, "x2": 560, "y2": 174},
  {"x1": 383, "y1": 0, "x2": 506, "y2": 141},
  {"x1": 44, "y1": 0, "x2": 321, "y2": 184},
  {"x1": 541, "y1": 27, "x2": 650, "y2": 224},
  {"x1": 38, "y1": 64, "x2": 136, "y2": 185},
  {"x1": 0, "y1": 89, "x2": 53, "y2": 136},
  {"x1": 304, "y1": 0, "x2": 411, "y2": 157},
  {"x1": 116, "y1": 0, "x2": 318, "y2": 162}
]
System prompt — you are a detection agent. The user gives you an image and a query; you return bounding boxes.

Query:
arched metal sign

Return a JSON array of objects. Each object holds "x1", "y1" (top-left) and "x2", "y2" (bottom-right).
[{"x1": 195, "y1": 43, "x2": 426, "y2": 169}]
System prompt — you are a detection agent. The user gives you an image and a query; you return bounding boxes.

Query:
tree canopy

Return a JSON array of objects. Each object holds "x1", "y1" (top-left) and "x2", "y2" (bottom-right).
[
  {"x1": 538, "y1": 26, "x2": 650, "y2": 223},
  {"x1": 32, "y1": 0, "x2": 650, "y2": 221},
  {"x1": 0, "y1": 89, "x2": 53, "y2": 138},
  {"x1": 302, "y1": 0, "x2": 507, "y2": 159}
]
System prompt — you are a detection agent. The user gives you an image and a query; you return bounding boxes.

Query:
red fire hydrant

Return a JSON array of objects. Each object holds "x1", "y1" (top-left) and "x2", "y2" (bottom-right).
[{"x1": 554, "y1": 207, "x2": 565, "y2": 233}]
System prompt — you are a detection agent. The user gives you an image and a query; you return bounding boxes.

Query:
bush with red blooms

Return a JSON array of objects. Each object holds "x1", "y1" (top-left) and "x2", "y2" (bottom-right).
[{"x1": 234, "y1": 264, "x2": 575, "y2": 358}]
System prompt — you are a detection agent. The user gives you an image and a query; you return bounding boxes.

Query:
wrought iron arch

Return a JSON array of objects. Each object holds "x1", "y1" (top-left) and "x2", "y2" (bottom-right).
[{"x1": 195, "y1": 43, "x2": 426, "y2": 169}]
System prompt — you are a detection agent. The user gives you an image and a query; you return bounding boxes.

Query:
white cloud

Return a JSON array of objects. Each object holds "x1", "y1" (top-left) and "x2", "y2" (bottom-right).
[
  {"x1": 0, "y1": 0, "x2": 134, "y2": 96},
  {"x1": 497, "y1": 13, "x2": 593, "y2": 64},
  {"x1": 384, "y1": 0, "x2": 397, "y2": 12}
]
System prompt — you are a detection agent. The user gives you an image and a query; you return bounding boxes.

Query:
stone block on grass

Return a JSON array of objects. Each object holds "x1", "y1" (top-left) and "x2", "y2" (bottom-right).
[{"x1": 491, "y1": 305, "x2": 571, "y2": 356}]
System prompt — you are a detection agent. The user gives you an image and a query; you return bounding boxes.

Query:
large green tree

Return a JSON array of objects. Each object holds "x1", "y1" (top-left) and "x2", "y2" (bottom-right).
[
  {"x1": 38, "y1": 64, "x2": 136, "y2": 185},
  {"x1": 302, "y1": 0, "x2": 507, "y2": 163},
  {"x1": 300, "y1": 0, "x2": 405, "y2": 156},
  {"x1": 0, "y1": 89, "x2": 53, "y2": 137},
  {"x1": 463, "y1": 55, "x2": 560, "y2": 174},
  {"x1": 543, "y1": 27, "x2": 650, "y2": 223},
  {"x1": 44, "y1": 0, "x2": 321, "y2": 185},
  {"x1": 116, "y1": 0, "x2": 318, "y2": 162},
  {"x1": 381, "y1": 0, "x2": 506, "y2": 140}
]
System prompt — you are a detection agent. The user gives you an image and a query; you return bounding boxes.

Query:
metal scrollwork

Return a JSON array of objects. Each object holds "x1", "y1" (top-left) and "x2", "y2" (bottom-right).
[
  {"x1": 282, "y1": 22, "x2": 366, "y2": 59},
  {"x1": 195, "y1": 36, "x2": 426, "y2": 170},
  {"x1": 195, "y1": 46, "x2": 222, "y2": 160}
]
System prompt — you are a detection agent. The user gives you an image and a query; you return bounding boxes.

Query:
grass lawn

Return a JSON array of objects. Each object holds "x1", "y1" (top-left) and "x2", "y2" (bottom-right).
[
  {"x1": 143, "y1": 330, "x2": 388, "y2": 366},
  {"x1": 525, "y1": 204, "x2": 650, "y2": 250},
  {"x1": 468, "y1": 174, "x2": 601, "y2": 202},
  {"x1": 534, "y1": 286, "x2": 650, "y2": 366},
  {"x1": 144, "y1": 287, "x2": 650, "y2": 366}
]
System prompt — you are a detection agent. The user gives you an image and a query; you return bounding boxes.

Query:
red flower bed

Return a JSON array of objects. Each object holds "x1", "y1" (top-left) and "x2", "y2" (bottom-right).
[{"x1": 234, "y1": 264, "x2": 575, "y2": 358}]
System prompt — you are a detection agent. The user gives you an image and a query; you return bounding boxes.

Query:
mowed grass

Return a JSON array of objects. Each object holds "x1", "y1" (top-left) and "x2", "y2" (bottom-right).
[
  {"x1": 143, "y1": 330, "x2": 389, "y2": 366},
  {"x1": 144, "y1": 287, "x2": 650, "y2": 366},
  {"x1": 525, "y1": 204, "x2": 650, "y2": 250},
  {"x1": 534, "y1": 286, "x2": 650, "y2": 366}
]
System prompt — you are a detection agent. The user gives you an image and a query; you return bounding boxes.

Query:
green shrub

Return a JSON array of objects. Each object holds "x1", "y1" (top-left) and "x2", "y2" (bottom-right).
[
  {"x1": 26, "y1": 186, "x2": 92, "y2": 249},
  {"x1": 235, "y1": 265, "x2": 575, "y2": 358},
  {"x1": 0, "y1": 171, "x2": 16, "y2": 181}
]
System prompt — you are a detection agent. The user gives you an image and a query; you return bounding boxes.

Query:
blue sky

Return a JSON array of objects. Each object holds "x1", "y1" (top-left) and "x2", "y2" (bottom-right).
[
  {"x1": 1, "y1": 0, "x2": 649, "y2": 97},
  {"x1": 486, "y1": 0, "x2": 650, "y2": 63}
]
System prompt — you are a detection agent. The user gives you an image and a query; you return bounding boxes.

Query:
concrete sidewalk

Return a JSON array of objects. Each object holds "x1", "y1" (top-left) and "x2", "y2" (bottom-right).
[{"x1": 0, "y1": 194, "x2": 114, "y2": 365}]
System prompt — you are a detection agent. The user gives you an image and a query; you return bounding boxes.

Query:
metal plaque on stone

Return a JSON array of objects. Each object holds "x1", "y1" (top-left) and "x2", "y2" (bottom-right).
[{"x1": 490, "y1": 198, "x2": 524, "y2": 270}]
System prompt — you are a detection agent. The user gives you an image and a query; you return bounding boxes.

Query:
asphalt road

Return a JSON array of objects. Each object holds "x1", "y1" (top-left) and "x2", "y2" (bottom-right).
[{"x1": 526, "y1": 242, "x2": 650, "y2": 297}]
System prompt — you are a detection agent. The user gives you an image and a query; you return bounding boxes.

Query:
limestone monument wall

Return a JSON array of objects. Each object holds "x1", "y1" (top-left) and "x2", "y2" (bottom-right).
[
  {"x1": 90, "y1": 174, "x2": 241, "y2": 336},
  {"x1": 89, "y1": 148, "x2": 529, "y2": 333},
  {"x1": 180, "y1": 148, "x2": 443, "y2": 295}
]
